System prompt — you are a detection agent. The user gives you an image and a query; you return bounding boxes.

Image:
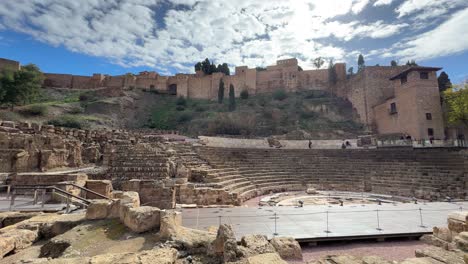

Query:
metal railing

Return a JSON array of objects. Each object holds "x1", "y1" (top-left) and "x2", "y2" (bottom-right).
[
  {"x1": 377, "y1": 139, "x2": 467, "y2": 148},
  {"x1": 3, "y1": 183, "x2": 111, "y2": 213}
]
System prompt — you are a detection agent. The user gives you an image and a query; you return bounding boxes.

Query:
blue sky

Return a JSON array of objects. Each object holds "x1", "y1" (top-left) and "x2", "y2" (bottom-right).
[{"x1": 0, "y1": 0, "x2": 467, "y2": 83}]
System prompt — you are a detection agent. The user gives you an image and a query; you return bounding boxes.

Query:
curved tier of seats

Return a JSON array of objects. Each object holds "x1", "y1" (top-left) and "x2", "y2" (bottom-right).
[{"x1": 195, "y1": 147, "x2": 467, "y2": 202}]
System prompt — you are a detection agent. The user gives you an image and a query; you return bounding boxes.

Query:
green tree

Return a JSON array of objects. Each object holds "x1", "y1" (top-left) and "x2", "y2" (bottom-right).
[
  {"x1": 328, "y1": 59, "x2": 337, "y2": 85},
  {"x1": 443, "y1": 85, "x2": 468, "y2": 127},
  {"x1": 218, "y1": 79, "x2": 225, "y2": 104},
  {"x1": 228, "y1": 84, "x2": 236, "y2": 111},
  {"x1": 240, "y1": 89, "x2": 249, "y2": 99},
  {"x1": 313, "y1": 57, "x2": 325, "y2": 69},
  {"x1": 347, "y1": 67, "x2": 354, "y2": 79},
  {"x1": 0, "y1": 64, "x2": 43, "y2": 107},
  {"x1": 194, "y1": 62, "x2": 202, "y2": 72},
  {"x1": 201, "y1": 58, "x2": 211, "y2": 74},
  {"x1": 221, "y1": 63, "x2": 230, "y2": 75},
  {"x1": 0, "y1": 69, "x2": 13, "y2": 103},
  {"x1": 390, "y1": 60, "x2": 398, "y2": 67},
  {"x1": 438, "y1": 71, "x2": 452, "y2": 93},
  {"x1": 406, "y1": 60, "x2": 418, "y2": 66},
  {"x1": 357, "y1": 54, "x2": 365, "y2": 72}
]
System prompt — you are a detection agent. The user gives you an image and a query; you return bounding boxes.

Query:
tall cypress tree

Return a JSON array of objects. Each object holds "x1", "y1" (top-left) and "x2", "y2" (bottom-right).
[
  {"x1": 228, "y1": 84, "x2": 236, "y2": 111},
  {"x1": 328, "y1": 59, "x2": 337, "y2": 85},
  {"x1": 218, "y1": 79, "x2": 225, "y2": 104},
  {"x1": 357, "y1": 54, "x2": 365, "y2": 72},
  {"x1": 438, "y1": 71, "x2": 452, "y2": 92}
]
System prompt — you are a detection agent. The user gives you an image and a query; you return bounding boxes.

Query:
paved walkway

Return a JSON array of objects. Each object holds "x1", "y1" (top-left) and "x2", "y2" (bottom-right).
[
  {"x1": 181, "y1": 202, "x2": 467, "y2": 241},
  {"x1": 0, "y1": 195, "x2": 69, "y2": 212}
]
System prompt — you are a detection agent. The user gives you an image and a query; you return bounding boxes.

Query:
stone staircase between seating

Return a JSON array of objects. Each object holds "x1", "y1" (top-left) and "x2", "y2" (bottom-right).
[{"x1": 107, "y1": 143, "x2": 171, "y2": 187}]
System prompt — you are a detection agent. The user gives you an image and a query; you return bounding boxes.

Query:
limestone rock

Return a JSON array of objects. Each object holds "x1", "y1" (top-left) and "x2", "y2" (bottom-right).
[
  {"x1": 247, "y1": 252, "x2": 288, "y2": 264},
  {"x1": 454, "y1": 232, "x2": 468, "y2": 252},
  {"x1": 85, "y1": 199, "x2": 113, "y2": 220},
  {"x1": 270, "y1": 237, "x2": 302, "y2": 260},
  {"x1": 0, "y1": 212, "x2": 38, "y2": 228},
  {"x1": 448, "y1": 212, "x2": 468, "y2": 233},
  {"x1": 0, "y1": 229, "x2": 38, "y2": 258},
  {"x1": 306, "y1": 188, "x2": 318, "y2": 195},
  {"x1": 0, "y1": 235, "x2": 15, "y2": 258},
  {"x1": 212, "y1": 224, "x2": 236, "y2": 254},
  {"x1": 400, "y1": 257, "x2": 444, "y2": 264},
  {"x1": 361, "y1": 256, "x2": 393, "y2": 264},
  {"x1": 159, "y1": 210, "x2": 182, "y2": 240},
  {"x1": 25, "y1": 248, "x2": 178, "y2": 264},
  {"x1": 313, "y1": 255, "x2": 363, "y2": 264},
  {"x1": 123, "y1": 206, "x2": 160, "y2": 233},
  {"x1": 415, "y1": 246, "x2": 465, "y2": 264},
  {"x1": 433, "y1": 226, "x2": 453, "y2": 242},
  {"x1": 240, "y1": 234, "x2": 275, "y2": 255}
]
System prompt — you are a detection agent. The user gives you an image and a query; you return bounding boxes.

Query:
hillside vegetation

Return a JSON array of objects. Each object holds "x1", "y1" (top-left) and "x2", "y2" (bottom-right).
[
  {"x1": 0, "y1": 87, "x2": 365, "y2": 139},
  {"x1": 144, "y1": 89, "x2": 364, "y2": 139}
]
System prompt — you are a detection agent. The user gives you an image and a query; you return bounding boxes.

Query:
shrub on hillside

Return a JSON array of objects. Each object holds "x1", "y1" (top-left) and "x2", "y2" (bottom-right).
[
  {"x1": 240, "y1": 89, "x2": 249, "y2": 99},
  {"x1": 68, "y1": 106, "x2": 84, "y2": 114},
  {"x1": 273, "y1": 89, "x2": 288, "y2": 101},
  {"x1": 47, "y1": 115, "x2": 86, "y2": 129},
  {"x1": 175, "y1": 105, "x2": 185, "y2": 111},
  {"x1": 177, "y1": 112, "x2": 193, "y2": 123},
  {"x1": 206, "y1": 114, "x2": 254, "y2": 135},
  {"x1": 18, "y1": 104, "x2": 48, "y2": 116},
  {"x1": 79, "y1": 91, "x2": 98, "y2": 102},
  {"x1": 176, "y1": 96, "x2": 187, "y2": 106}
]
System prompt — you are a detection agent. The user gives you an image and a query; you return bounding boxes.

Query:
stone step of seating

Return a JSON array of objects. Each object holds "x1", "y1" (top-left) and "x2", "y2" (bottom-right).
[
  {"x1": 224, "y1": 180, "x2": 254, "y2": 191},
  {"x1": 109, "y1": 166, "x2": 168, "y2": 172}
]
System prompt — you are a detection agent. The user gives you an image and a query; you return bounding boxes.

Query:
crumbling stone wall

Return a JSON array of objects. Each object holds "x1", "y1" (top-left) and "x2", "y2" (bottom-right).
[{"x1": 121, "y1": 179, "x2": 239, "y2": 208}]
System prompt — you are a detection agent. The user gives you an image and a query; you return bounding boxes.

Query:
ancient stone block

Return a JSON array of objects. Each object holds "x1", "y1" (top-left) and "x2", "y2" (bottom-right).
[
  {"x1": 85, "y1": 199, "x2": 113, "y2": 220},
  {"x1": 85, "y1": 180, "x2": 113, "y2": 199},
  {"x1": 159, "y1": 211, "x2": 182, "y2": 238},
  {"x1": 247, "y1": 252, "x2": 288, "y2": 264},
  {"x1": 270, "y1": 237, "x2": 302, "y2": 260},
  {"x1": 433, "y1": 226, "x2": 453, "y2": 242},
  {"x1": 454, "y1": 232, "x2": 468, "y2": 252},
  {"x1": 123, "y1": 206, "x2": 160, "y2": 233},
  {"x1": 240, "y1": 234, "x2": 275, "y2": 255},
  {"x1": 0, "y1": 229, "x2": 38, "y2": 258},
  {"x1": 415, "y1": 246, "x2": 465, "y2": 264}
]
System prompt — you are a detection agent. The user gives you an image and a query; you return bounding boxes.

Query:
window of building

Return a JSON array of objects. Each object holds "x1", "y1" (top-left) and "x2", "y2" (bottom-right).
[
  {"x1": 426, "y1": 113, "x2": 432, "y2": 120},
  {"x1": 401, "y1": 75, "x2": 407, "y2": 84},
  {"x1": 420, "y1": 72, "x2": 429, "y2": 79},
  {"x1": 390, "y1": 102, "x2": 397, "y2": 114},
  {"x1": 428, "y1": 128, "x2": 434, "y2": 137}
]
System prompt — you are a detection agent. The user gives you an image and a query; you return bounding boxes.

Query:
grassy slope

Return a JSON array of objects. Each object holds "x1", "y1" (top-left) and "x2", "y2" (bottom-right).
[
  {"x1": 0, "y1": 88, "x2": 365, "y2": 138},
  {"x1": 145, "y1": 90, "x2": 365, "y2": 139}
]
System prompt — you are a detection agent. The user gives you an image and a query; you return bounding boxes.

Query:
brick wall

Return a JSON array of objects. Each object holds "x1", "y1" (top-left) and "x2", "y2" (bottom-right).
[{"x1": 0, "y1": 58, "x2": 20, "y2": 71}]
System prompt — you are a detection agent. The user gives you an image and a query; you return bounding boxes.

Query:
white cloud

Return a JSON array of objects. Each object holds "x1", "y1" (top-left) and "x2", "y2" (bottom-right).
[
  {"x1": 352, "y1": 0, "x2": 371, "y2": 14},
  {"x1": 374, "y1": 0, "x2": 393, "y2": 6},
  {"x1": 396, "y1": 0, "x2": 468, "y2": 19},
  {"x1": 380, "y1": 8, "x2": 468, "y2": 61},
  {"x1": 0, "y1": 0, "x2": 459, "y2": 74}
]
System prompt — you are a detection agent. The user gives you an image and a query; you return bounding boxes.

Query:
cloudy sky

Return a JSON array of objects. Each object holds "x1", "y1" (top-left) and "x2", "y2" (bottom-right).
[{"x1": 0, "y1": 0, "x2": 467, "y2": 82}]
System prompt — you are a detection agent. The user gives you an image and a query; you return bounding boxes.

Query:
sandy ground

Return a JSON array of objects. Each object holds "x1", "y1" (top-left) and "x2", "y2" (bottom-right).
[{"x1": 288, "y1": 240, "x2": 429, "y2": 263}]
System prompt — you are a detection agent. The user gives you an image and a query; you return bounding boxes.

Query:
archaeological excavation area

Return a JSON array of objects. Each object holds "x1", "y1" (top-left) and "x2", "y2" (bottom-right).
[{"x1": 0, "y1": 120, "x2": 467, "y2": 264}]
